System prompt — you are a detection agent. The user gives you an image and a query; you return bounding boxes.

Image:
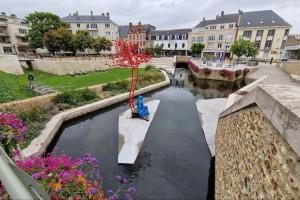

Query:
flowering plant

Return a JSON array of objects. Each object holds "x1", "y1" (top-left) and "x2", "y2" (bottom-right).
[
  {"x1": 188, "y1": 61, "x2": 199, "y2": 73},
  {"x1": 0, "y1": 113, "x2": 27, "y2": 154},
  {"x1": 203, "y1": 68, "x2": 212, "y2": 76},
  {"x1": 235, "y1": 69, "x2": 242, "y2": 78},
  {"x1": 13, "y1": 153, "x2": 136, "y2": 200},
  {"x1": 219, "y1": 69, "x2": 234, "y2": 80}
]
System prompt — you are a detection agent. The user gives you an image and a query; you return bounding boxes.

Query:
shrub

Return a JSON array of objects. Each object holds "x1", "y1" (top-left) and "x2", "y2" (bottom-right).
[
  {"x1": 235, "y1": 69, "x2": 242, "y2": 78},
  {"x1": 0, "y1": 113, "x2": 27, "y2": 155},
  {"x1": 243, "y1": 68, "x2": 250, "y2": 77},
  {"x1": 53, "y1": 89, "x2": 98, "y2": 105},
  {"x1": 102, "y1": 80, "x2": 130, "y2": 93},
  {"x1": 145, "y1": 65, "x2": 157, "y2": 72},
  {"x1": 203, "y1": 68, "x2": 212, "y2": 76}
]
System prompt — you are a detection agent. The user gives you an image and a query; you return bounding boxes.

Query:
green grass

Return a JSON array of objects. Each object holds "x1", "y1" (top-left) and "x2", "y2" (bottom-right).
[{"x1": 0, "y1": 68, "x2": 146, "y2": 103}]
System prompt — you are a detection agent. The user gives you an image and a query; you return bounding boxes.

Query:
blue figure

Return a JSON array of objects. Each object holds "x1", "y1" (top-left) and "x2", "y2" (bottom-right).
[{"x1": 136, "y1": 95, "x2": 149, "y2": 121}]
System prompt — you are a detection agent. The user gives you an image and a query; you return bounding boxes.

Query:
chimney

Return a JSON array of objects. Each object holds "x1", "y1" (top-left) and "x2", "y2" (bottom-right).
[
  {"x1": 75, "y1": 11, "x2": 78, "y2": 16},
  {"x1": 138, "y1": 21, "x2": 141, "y2": 25},
  {"x1": 202, "y1": 17, "x2": 205, "y2": 21},
  {"x1": 91, "y1": 10, "x2": 93, "y2": 16},
  {"x1": 221, "y1": 11, "x2": 224, "y2": 16},
  {"x1": 106, "y1": 12, "x2": 110, "y2": 19},
  {"x1": 102, "y1": 13, "x2": 105, "y2": 16},
  {"x1": 129, "y1": 22, "x2": 133, "y2": 27},
  {"x1": 216, "y1": 14, "x2": 219, "y2": 19},
  {"x1": 1, "y1": 12, "x2": 6, "y2": 16},
  {"x1": 10, "y1": 14, "x2": 16, "y2": 18}
]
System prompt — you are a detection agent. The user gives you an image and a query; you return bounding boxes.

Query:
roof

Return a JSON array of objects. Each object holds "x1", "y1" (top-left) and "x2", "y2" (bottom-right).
[
  {"x1": 195, "y1": 10, "x2": 291, "y2": 28},
  {"x1": 239, "y1": 10, "x2": 291, "y2": 28},
  {"x1": 286, "y1": 35, "x2": 300, "y2": 46},
  {"x1": 128, "y1": 24, "x2": 156, "y2": 33},
  {"x1": 119, "y1": 25, "x2": 129, "y2": 38},
  {"x1": 149, "y1": 28, "x2": 192, "y2": 36},
  {"x1": 61, "y1": 15, "x2": 113, "y2": 23}
]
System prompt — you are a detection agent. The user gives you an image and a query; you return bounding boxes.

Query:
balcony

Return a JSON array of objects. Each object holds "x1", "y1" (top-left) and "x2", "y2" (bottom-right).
[
  {"x1": 0, "y1": 22, "x2": 7, "y2": 26},
  {"x1": 267, "y1": 36, "x2": 274, "y2": 41},
  {"x1": 255, "y1": 36, "x2": 262, "y2": 41},
  {"x1": 15, "y1": 32, "x2": 27, "y2": 38}
]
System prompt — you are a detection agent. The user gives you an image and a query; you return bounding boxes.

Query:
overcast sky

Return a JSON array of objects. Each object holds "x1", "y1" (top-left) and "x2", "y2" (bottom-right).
[{"x1": 2, "y1": 0, "x2": 300, "y2": 33}]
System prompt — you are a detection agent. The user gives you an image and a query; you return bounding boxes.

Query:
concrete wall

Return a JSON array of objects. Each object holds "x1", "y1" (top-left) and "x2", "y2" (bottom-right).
[
  {"x1": 32, "y1": 57, "x2": 113, "y2": 75},
  {"x1": 0, "y1": 54, "x2": 24, "y2": 75},
  {"x1": 279, "y1": 61, "x2": 300, "y2": 76},
  {"x1": 216, "y1": 85, "x2": 300, "y2": 199}
]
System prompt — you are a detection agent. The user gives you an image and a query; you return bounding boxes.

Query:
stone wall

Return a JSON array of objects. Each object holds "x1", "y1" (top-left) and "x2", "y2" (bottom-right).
[
  {"x1": 279, "y1": 61, "x2": 300, "y2": 76},
  {"x1": 215, "y1": 85, "x2": 300, "y2": 199},
  {"x1": 0, "y1": 54, "x2": 24, "y2": 75}
]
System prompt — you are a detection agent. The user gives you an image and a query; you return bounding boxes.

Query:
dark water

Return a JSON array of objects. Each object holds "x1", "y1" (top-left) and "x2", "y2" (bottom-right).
[{"x1": 48, "y1": 68, "x2": 246, "y2": 199}]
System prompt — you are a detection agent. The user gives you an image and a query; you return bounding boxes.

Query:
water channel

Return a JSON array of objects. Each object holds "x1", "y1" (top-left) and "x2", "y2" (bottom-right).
[{"x1": 48, "y1": 68, "x2": 247, "y2": 199}]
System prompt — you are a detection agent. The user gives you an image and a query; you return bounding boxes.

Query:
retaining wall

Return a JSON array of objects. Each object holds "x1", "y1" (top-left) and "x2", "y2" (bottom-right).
[
  {"x1": 0, "y1": 54, "x2": 24, "y2": 75},
  {"x1": 216, "y1": 85, "x2": 300, "y2": 199},
  {"x1": 279, "y1": 61, "x2": 300, "y2": 76}
]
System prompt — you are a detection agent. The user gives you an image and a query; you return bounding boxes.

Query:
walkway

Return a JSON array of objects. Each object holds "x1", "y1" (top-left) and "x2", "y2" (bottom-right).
[{"x1": 248, "y1": 63, "x2": 299, "y2": 86}]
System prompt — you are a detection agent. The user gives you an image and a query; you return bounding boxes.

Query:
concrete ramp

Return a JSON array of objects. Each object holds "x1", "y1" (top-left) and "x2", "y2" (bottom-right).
[{"x1": 118, "y1": 100, "x2": 160, "y2": 164}]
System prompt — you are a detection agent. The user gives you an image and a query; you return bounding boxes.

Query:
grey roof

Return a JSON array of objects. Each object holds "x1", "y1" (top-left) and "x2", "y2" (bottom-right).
[
  {"x1": 195, "y1": 14, "x2": 238, "y2": 28},
  {"x1": 149, "y1": 28, "x2": 192, "y2": 36},
  {"x1": 61, "y1": 15, "x2": 112, "y2": 23},
  {"x1": 119, "y1": 25, "x2": 129, "y2": 38},
  {"x1": 195, "y1": 10, "x2": 291, "y2": 28},
  {"x1": 239, "y1": 10, "x2": 291, "y2": 28}
]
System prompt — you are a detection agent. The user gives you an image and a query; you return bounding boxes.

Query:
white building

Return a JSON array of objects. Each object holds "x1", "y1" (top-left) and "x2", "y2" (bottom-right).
[
  {"x1": 0, "y1": 12, "x2": 30, "y2": 55},
  {"x1": 61, "y1": 11, "x2": 119, "y2": 42},
  {"x1": 148, "y1": 29, "x2": 191, "y2": 56}
]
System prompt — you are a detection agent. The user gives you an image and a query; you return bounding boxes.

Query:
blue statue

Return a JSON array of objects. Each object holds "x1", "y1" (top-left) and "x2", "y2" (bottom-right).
[{"x1": 136, "y1": 95, "x2": 149, "y2": 121}]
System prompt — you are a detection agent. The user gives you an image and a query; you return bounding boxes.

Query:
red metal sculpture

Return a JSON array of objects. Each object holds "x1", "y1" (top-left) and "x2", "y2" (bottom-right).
[{"x1": 114, "y1": 39, "x2": 152, "y2": 113}]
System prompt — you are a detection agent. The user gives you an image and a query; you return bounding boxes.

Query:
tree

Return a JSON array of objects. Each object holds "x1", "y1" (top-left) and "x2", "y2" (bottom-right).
[
  {"x1": 93, "y1": 37, "x2": 112, "y2": 54},
  {"x1": 43, "y1": 28, "x2": 73, "y2": 55},
  {"x1": 230, "y1": 39, "x2": 258, "y2": 60},
  {"x1": 114, "y1": 39, "x2": 152, "y2": 112},
  {"x1": 74, "y1": 30, "x2": 94, "y2": 53},
  {"x1": 191, "y1": 43, "x2": 205, "y2": 57},
  {"x1": 153, "y1": 44, "x2": 163, "y2": 56},
  {"x1": 26, "y1": 12, "x2": 67, "y2": 49}
]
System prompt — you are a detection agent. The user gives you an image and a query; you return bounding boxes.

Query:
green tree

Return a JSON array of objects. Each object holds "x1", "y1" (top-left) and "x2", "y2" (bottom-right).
[
  {"x1": 43, "y1": 28, "x2": 73, "y2": 55},
  {"x1": 191, "y1": 43, "x2": 205, "y2": 57},
  {"x1": 245, "y1": 41, "x2": 258, "y2": 58},
  {"x1": 93, "y1": 37, "x2": 112, "y2": 54},
  {"x1": 74, "y1": 30, "x2": 94, "y2": 53},
  {"x1": 153, "y1": 44, "x2": 163, "y2": 56},
  {"x1": 231, "y1": 39, "x2": 258, "y2": 60},
  {"x1": 26, "y1": 12, "x2": 67, "y2": 49}
]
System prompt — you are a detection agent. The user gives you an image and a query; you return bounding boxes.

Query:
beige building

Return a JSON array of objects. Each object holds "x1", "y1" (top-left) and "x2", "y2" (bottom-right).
[
  {"x1": 61, "y1": 11, "x2": 119, "y2": 42},
  {"x1": 188, "y1": 10, "x2": 291, "y2": 60},
  {"x1": 0, "y1": 12, "x2": 30, "y2": 55}
]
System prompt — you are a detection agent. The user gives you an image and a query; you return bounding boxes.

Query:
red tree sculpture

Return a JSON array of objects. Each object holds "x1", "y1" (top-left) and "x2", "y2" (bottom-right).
[{"x1": 114, "y1": 39, "x2": 152, "y2": 113}]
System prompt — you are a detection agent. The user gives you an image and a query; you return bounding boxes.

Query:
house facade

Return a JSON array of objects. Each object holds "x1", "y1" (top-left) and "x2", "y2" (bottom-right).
[
  {"x1": 0, "y1": 12, "x2": 30, "y2": 55},
  {"x1": 128, "y1": 22, "x2": 156, "y2": 53},
  {"x1": 284, "y1": 35, "x2": 300, "y2": 59},
  {"x1": 148, "y1": 28, "x2": 191, "y2": 56},
  {"x1": 118, "y1": 25, "x2": 129, "y2": 40},
  {"x1": 61, "y1": 11, "x2": 119, "y2": 42},
  {"x1": 188, "y1": 10, "x2": 291, "y2": 60}
]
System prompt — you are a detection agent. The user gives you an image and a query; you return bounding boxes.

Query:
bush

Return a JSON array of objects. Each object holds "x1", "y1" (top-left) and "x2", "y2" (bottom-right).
[
  {"x1": 102, "y1": 80, "x2": 130, "y2": 93},
  {"x1": 53, "y1": 89, "x2": 98, "y2": 105},
  {"x1": 219, "y1": 69, "x2": 234, "y2": 80},
  {"x1": 145, "y1": 65, "x2": 158, "y2": 72},
  {"x1": 235, "y1": 69, "x2": 242, "y2": 78},
  {"x1": 243, "y1": 68, "x2": 250, "y2": 77}
]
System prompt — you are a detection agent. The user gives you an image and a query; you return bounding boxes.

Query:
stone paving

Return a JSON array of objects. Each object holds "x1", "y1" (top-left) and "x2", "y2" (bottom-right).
[{"x1": 248, "y1": 63, "x2": 299, "y2": 86}]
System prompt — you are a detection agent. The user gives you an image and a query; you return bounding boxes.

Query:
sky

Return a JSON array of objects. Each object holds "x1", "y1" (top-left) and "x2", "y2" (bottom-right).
[{"x1": 1, "y1": 0, "x2": 300, "y2": 33}]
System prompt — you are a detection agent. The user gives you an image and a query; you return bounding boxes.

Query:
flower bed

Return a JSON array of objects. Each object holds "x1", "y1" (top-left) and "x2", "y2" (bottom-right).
[
  {"x1": 219, "y1": 69, "x2": 234, "y2": 80},
  {"x1": 203, "y1": 68, "x2": 212, "y2": 76},
  {"x1": 235, "y1": 69, "x2": 242, "y2": 78},
  {"x1": 188, "y1": 61, "x2": 199, "y2": 73}
]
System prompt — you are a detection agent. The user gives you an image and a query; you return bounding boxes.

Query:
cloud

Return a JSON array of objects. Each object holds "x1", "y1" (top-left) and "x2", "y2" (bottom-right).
[{"x1": 1, "y1": 0, "x2": 299, "y2": 32}]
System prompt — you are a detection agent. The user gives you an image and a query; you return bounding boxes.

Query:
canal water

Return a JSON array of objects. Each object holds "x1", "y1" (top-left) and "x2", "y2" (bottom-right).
[{"x1": 48, "y1": 68, "x2": 246, "y2": 199}]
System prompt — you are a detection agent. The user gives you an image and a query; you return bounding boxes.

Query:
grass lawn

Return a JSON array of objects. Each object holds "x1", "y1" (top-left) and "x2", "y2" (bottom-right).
[{"x1": 0, "y1": 68, "x2": 146, "y2": 103}]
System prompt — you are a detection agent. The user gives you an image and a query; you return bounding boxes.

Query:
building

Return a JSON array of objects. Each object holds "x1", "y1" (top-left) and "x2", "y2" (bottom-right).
[
  {"x1": 189, "y1": 10, "x2": 291, "y2": 60},
  {"x1": 284, "y1": 35, "x2": 300, "y2": 59},
  {"x1": 148, "y1": 28, "x2": 191, "y2": 56},
  {"x1": 128, "y1": 22, "x2": 156, "y2": 53},
  {"x1": 0, "y1": 12, "x2": 30, "y2": 55},
  {"x1": 61, "y1": 11, "x2": 119, "y2": 41},
  {"x1": 118, "y1": 25, "x2": 129, "y2": 40}
]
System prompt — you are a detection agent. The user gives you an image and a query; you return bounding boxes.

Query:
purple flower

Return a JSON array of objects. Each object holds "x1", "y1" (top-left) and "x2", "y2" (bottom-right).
[
  {"x1": 107, "y1": 189, "x2": 114, "y2": 194},
  {"x1": 127, "y1": 187, "x2": 136, "y2": 193},
  {"x1": 115, "y1": 175, "x2": 122, "y2": 181},
  {"x1": 89, "y1": 187, "x2": 97, "y2": 195},
  {"x1": 32, "y1": 172, "x2": 41, "y2": 180},
  {"x1": 125, "y1": 193, "x2": 134, "y2": 200}
]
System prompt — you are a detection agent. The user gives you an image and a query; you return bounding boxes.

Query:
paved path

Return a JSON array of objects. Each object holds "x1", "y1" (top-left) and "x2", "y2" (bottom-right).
[{"x1": 248, "y1": 64, "x2": 299, "y2": 86}]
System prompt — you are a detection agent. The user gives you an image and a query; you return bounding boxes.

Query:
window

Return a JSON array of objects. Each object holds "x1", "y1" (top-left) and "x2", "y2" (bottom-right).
[
  {"x1": 265, "y1": 40, "x2": 272, "y2": 49},
  {"x1": 182, "y1": 35, "x2": 186, "y2": 40},
  {"x1": 3, "y1": 47, "x2": 12, "y2": 53},
  {"x1": 168, "y1": 43, "x2": 170, "y2": 48},
  {"x1": 105, "y1": 23, "x2": 111, "y2": 28},
  {"x1": 143, "y1": 41, "x2": 145, "y2": 46},
  {"x1": 209, "y1": 25, "x2": 216, "y2": 30},
  {"x1": 256, "y1": 30, "x2": 264, "y2": 37},
  {"x1": 86, "y1": 24, "x2": 90, "y2": 28},
  {"x1": 175, "y1": 35, "x2": 179, "y2": 39},
  {"x1": 217, "y1": 43, "x2": 222, "y2": 48},
  {"x1": 284, "y1": 29, "x2": 289, "y2": 36},
  {"x1": 175, "y1": 43, "x2": 178, "y2": 48},
  {"x1": 161, "y1": 35, "x2": 165, "y2": 40},
  {"x1": 208, "y1": 35, "x2": 215, "y2": 41},
  {"x1": 220, "y1": 25, "x2": 225, "y2": 29},
  {"x1": 260, "y1": 21, "x2": 264, "y2": 24},
  {"x1": 255, "y1": 41, "x2": 261, "y2": 48},
  {"x1": 272, "y1": 20, "x2": 276, "y2": 23},
  {"x1": 197, "y1": 37, "x2": 203, "y2": 42},
  {"x1": 268, "y1": 30, "x2": 275, "y2": 37},
  {"x1": 105, "y1": 31, "x2": 111, "y2": 36},
  {"x1": 18, "y1": 29, "x2": 27, "y2": 34},
  {"x1": 207, "y1": 43, "x2": 214, "y2": 48},
  {"x1": 77, "y1": 23, "x2": 80, "y2": 27},
  {"x1": 182, "y1": 43, "x2": 185, "y2": 48},
  {"x1": 161, "y1": 43, "x2": 164, "y2": 48},
  {"x1": 229, "y1": 24, "x2": 234, "y2": 28},
  {"x1": 192, "y1": 37, "x2": 196, "y2": 43},
  {"x1": 218, "y1": 35, "x2": 223, "y2": 40},
  {"x1": 90, "y1": 31, "x2": 98, "y2": 38},
  {"x1": 243, "y1": 30, "x2": 252, "y2": 38},
  {"x1": 91, "y1": 24, "x2": 97, "y2": 28},
  {"x1": 226, "y1": 34, "x2": 233, "y2": 42}
]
